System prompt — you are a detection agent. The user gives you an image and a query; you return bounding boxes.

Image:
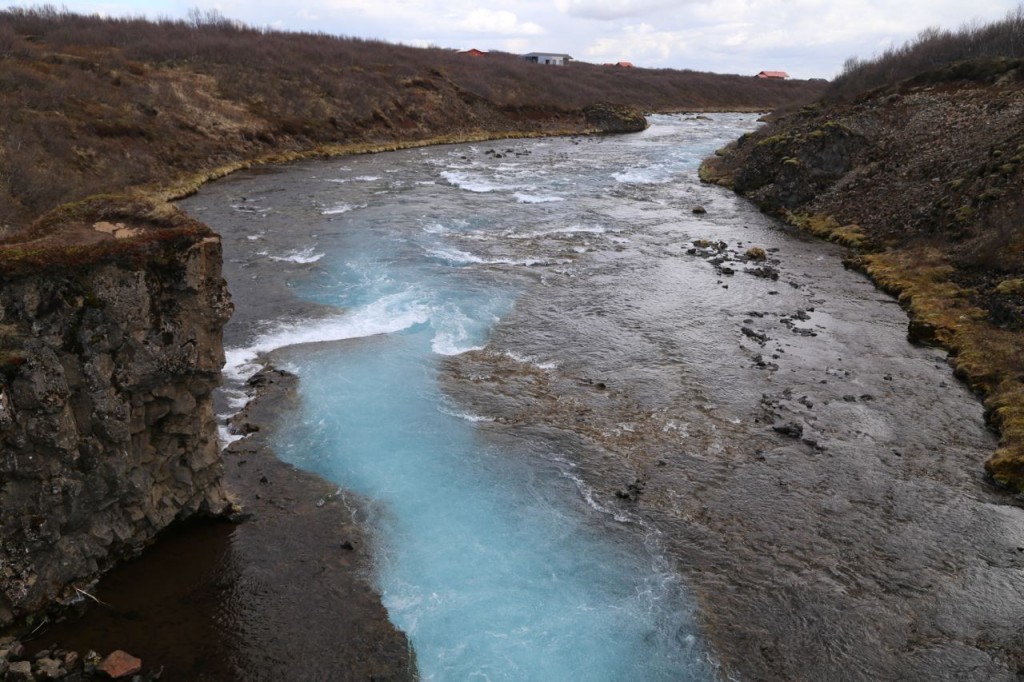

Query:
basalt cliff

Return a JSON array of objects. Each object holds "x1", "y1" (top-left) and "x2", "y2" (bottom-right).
[
  {"x1": 702, "y1": 56, "x2": 1024, "y2": 492},
  {"x1": 0, "y1": 198, "x2": 232, "y2": 628}
]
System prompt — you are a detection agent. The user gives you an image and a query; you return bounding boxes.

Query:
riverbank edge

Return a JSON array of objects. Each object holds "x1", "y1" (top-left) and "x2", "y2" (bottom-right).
[
  {"x1": 220, "y1": 365, "x2": 418, "y2": 680},
  {"x1": 703, "y1": 154, "x2": 1022, "y2": 493}
]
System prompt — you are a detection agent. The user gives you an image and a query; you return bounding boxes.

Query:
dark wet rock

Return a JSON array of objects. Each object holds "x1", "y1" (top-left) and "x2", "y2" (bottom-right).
[
  {"x1": 741, "y1": 327, "x2": 769, "y2": 344},
  {"x1": 692, "y1": 206, "x2": 707, "y2": 214},
  {"x1": 907, "y1": 318, "x2": 939, "y2": 345},
  {"x1": 772, "y1": 422, "x2": 804, "y2": 438},
  {"x1": 33, "y1": 656, "x2": 62, "y2": 679},
  {"x1": 748, "y1": 265, "x2": 780, "y2": 280},
  {"x1": 7, "y1": 660, "x2": 33, "y2": 681},
  {"x1": 583, "y1": 103, "x2": 648, "y2": 133},
  {"x1": 4, "y1": 641, "x2": 26, "y2": 660},
  {"x1": 615, "y1": 479, "x2": 645, "y2": 501}
]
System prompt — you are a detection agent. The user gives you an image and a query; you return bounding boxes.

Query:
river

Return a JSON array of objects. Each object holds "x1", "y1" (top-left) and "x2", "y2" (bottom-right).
[{"x1": 180, "y1": 114, "x2": 1024, "y2": 681}]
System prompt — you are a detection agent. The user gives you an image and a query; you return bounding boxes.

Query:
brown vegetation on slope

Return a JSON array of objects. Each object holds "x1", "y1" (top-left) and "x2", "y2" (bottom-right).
[
  {"x1": 702, "y1": 8, "x2": 1024, "y2": 491},
  {"x1": 0, "y1": 7, "x2": 824, "y2": 233}
]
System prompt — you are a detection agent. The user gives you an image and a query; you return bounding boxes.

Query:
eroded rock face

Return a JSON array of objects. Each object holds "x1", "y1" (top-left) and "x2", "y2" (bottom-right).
[
  {"x1": 0, "y1": 234, "x2": 232, "y2": 627},
  {"x1": 583, "y1": 103, "x2": 648, "y2": 133}
]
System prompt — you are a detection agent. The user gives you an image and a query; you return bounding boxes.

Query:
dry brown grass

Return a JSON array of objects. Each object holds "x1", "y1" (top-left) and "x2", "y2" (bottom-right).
[{"x1": 0, "y1": 7, "x2": 825, "y2": 232}]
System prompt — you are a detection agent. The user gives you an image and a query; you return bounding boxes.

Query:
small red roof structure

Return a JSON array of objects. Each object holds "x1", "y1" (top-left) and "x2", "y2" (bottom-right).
[
  {"x1": 459, "y1": 48, "x2": 487, "y2": 57},
  {"x1": 756, "y1": 70, "x2": 789, "y2": 79},
  {"x1": 616, "y1": 61, "x2": 635, "y2": 68}
]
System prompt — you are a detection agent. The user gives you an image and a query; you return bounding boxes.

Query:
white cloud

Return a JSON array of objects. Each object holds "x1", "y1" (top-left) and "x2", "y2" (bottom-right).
[
  {"x1": 18, "y1": 0, "x2": 1024, "y2": 78},
  {"x1": 457, "y1": 8, "x2": 545, "y2": 35},
  {"x1": 584, "y1": 23, "x2": 680, "y2": 63},
  {"x1": 557, "y1": 0, "x2": 685, "y2": 20}
]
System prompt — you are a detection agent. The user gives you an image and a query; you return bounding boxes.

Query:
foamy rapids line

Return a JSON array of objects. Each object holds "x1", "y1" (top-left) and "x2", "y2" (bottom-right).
[{"x1": 217, "y1": 291, "x2": 492, "y2": 444}]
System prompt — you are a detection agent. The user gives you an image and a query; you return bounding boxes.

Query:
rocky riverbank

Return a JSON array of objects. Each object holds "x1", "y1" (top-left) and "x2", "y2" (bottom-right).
[
  {"x1": 6, "y1": 367, "x2": 414, "y2": 681},
  {"x1": 701, "y1": 56, "x2": 1024, "y2": 492},
  {"x1": 0, "y1": 198, "x2": 232, "y2": 631}
]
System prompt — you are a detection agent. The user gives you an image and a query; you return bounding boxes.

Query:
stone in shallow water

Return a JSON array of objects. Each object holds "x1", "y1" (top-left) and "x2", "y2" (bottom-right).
[
  {"x1": 97, "y1": 650, "x2": 142, "y2": 678},
  {"x1": 6, "y1": 660, "x2": 33, "y2": 681}
]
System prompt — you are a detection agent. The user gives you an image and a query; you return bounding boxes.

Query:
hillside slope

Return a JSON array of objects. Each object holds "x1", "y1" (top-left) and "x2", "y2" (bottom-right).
[
  {"x1": 702, "y1": 57, "x2": 1024, "y2": 491},
  {"x1": 0, "y1": 8, "x2": 825, "y2": 233}
]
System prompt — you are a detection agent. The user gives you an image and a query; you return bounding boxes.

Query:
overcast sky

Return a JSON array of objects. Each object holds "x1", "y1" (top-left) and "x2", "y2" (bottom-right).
[{"x1": 14, "y1": 0, "x2": 1023, "y2": 78}]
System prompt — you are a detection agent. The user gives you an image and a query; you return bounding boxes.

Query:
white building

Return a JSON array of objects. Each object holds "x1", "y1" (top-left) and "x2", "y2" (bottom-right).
[{"x1": 523, "y1": 52, "x2": 573, "y2": 66}]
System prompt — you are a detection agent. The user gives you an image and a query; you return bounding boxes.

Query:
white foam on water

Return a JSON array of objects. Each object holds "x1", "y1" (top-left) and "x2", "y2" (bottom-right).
[
  {"x1": 231, "y1": 203, "x2": 270, "y2": 214},
  {"x1": 513, "y1": 192, "x2": 565, "y2": 204},
  {"x1": 425, "y1": 247, "x2": 554, "y2": 267},
  {"x1": 503, "y1": 350, "x2": 559, "y2": 371},
  {"x1": 437, "y1": 398, "x2": 495, "y2": 423},
  {"x1": 321, "y1": 202, "x2": 367, "y2": 215},
  {"x1": 268, "y1": 246, "x2": 325, "y2": 264},
  {"x1": 509, "y1": 223, "x2": 608, "y2": 239},
  {"x1": 326, "y1": 175, "x2": 382, "y2": 184},
  {"x1": 552, "y1": 457, "x2": 635, "y2": 525},
  {"x1": 431, "y1": 326, "x2": 485, "y2": 356},
  {"x1": 222, "y1": 387, "x2": 250, "y2": 411},
  {"x1": 440, "y1": 170, "x2": 504, "y2": 193},
  {"x1": 612, "y1": 164, "x2": 675, "y2": 185},
  {"x1": 442, "y1": 408, "x2": 495, "y2": 423},
  {"x1": 223, "y1": 292, "x2": 432, "y2": 381},
  {"x1": 217, "y1": 422, "x2": 247, "y2": 447}
]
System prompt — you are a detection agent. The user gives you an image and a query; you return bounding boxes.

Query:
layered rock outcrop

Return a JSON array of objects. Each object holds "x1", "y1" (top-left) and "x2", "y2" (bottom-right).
[{"x1": 0, "y1": 201, "x2": 232, "y2": 627}]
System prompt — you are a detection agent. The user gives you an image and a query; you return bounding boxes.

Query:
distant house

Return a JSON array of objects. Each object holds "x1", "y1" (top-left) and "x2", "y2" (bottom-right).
[
  {"x1": 523, "y1": 52, "x2": 573, "y2": 66},
  {"x1": 756, "y1": 70, "x2": 789, "y2": 79},
  {"x1": 615, "y1": 61, "x2": 635, "y2": 68},
  {"x1": 458, "y1": 48, "x2": 487, "y2": 57}
]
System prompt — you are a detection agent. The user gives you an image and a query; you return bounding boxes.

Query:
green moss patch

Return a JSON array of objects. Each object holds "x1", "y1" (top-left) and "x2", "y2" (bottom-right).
[{"x1": 784, "y1": 212, "x2": 867, "y2": 249}]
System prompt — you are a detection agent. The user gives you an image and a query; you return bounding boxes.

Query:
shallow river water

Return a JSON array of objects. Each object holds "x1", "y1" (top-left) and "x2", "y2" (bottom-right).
[{"x1": 181, "y1": 114, "x2": 1024, "y2": 681}]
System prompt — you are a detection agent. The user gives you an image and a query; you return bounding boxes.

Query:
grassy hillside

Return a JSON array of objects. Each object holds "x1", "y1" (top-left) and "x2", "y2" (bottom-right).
[
  {"x1": 701, "y1": 7, "x2": 1024, "y2": 491},
  {"x1": 0, "y1": 7, "x2": 824, "y2": 233}
]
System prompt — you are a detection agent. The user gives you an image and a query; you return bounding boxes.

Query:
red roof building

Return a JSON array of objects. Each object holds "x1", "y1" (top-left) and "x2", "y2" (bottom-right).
[
  {"x1": 458, "y1": 48, "x2": 487, "y2": 57},
  {"x1": 756, "y1": 70, "x2": 789, "y2": 79}
]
